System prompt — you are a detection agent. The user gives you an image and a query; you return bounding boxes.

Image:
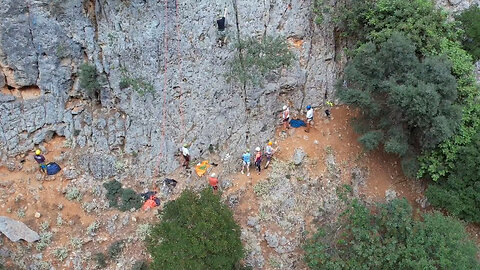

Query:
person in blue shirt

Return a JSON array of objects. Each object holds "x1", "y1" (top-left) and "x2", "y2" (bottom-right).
[{"x1": 241, "y1": 149, "x2": 251, "y2": 176}]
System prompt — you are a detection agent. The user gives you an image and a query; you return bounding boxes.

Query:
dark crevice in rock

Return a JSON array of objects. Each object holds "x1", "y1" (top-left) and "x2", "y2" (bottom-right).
[{"x1": 26, "y1": 1, "x2": 40, "y2": 86}]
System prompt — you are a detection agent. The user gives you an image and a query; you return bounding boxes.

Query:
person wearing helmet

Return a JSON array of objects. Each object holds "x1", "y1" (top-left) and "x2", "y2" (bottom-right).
[
  {"x1": 241, "y1": 149, "x2": 251, "y2": 176},
  {"x1": 209, "y1": 173, "x2": 219, "y2": 191},
  {"x1": 282, "y1": 105, "x2": 290, "y2": 131},
  {"x1": 254, "y1": 147, "x2": 262, "y2": 175},
  {"x1": 34, "y1": 149, "x2": 47, "y2": 174},
  {"x1": 181, "y1": 143, "x2": 190, "y2": 169},
  {"x1": 305, "y1": 105, "x2": 314, "y2": 133},
  {"x1": 264, "y1": 141, "x2": 275, "y2": 169}
]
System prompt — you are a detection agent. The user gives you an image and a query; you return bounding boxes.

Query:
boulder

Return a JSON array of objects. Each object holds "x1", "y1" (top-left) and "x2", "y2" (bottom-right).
[
  {"x1": 292, "y1": 148, "x2": 306, "y2": 165},
  {"x1": 0, "y1": 216, "x2": 40, "y2": 242}
]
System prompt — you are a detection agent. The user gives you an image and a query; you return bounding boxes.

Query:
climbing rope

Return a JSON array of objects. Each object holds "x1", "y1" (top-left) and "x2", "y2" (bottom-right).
[
  {"x1": 175, "y1": 0, "x2": 186, "y2": 136},
  {"x1": 155, "y1": 0, "x2": 170, "y2": 177},
  {"x1": 155, "y1": 0, "x2": 186, "y2": 177}
]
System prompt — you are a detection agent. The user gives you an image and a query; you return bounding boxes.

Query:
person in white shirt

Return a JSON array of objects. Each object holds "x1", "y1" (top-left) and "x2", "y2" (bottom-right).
[
  {"x1": 181, "y1": 144, "x2": 190, "y2": 169},
  {"x1": 282, "y1": 105, "x2": 290, "y2": 131},
  {"x1": 305, "y1": 105, "x2": 314, "y2": 133}
]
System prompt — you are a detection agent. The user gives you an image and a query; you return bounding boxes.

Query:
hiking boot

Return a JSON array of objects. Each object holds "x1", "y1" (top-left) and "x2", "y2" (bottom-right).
[
  {"x1": 241, "y1": 171, "x2": 244, "y2": 174},
  {"x1": 247, "y1": 173, "x2": 250, "y2": 176}
]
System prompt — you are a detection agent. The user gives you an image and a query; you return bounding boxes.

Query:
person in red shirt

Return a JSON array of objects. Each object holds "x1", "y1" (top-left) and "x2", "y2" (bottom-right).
[
  {"x1": 209, "y1": 173, "x2": 219, "y2": 191},
  {"x1": 254, "y1": 147, "x2": 262, "y2": 175}
]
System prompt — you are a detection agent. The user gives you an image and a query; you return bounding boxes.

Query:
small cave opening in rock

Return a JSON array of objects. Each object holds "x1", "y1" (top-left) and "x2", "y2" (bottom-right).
[{"x1": 18, "y1": 85, "x2": 42, "y2": 99}]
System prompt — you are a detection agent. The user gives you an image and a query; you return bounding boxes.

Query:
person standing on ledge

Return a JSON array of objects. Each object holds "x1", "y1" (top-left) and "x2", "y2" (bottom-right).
[
  {"x1": 305, "y1": 105, "x2": 314, "y2": 133},
  {"x1": 181, "y1": 144, "x2": 190, "y2": 169},
  {"x1": 209, "y1": 173, "x2": 219, "y2": 192},
  {"x1": 282, "y1": 105, "x2": 290, "y2": 132},
  {"x1": 34, "y1": 149, "x2": 47, "y2": 174}
]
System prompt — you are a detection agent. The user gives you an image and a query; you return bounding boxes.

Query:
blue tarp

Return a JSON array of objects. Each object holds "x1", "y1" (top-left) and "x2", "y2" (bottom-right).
[
  {"x1": 289, "y1": 119, "x2": 306, "y2": 128},
  {"x1": 46, "y1": 162, "x2": 61, "y2": 175}
]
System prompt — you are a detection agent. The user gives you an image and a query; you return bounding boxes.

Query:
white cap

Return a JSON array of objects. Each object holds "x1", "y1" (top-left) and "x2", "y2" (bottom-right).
[
  {"x1": 255, "y1": 147, "x2": 260, "y2": 151},
  {"x1": 283, "y1": 105, "x2": 287, "y2": 110},
  {"x1": 211, "y1": 173, "x2": 216, "y2": 177}
]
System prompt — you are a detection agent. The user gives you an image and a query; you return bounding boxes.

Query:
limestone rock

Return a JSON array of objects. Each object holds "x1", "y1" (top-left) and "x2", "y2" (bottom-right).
[
  {"x1": 385, "y1": 189, "x2": 397, "y2": 202},
  {"x1": 0, "y1": 216, "x2": 40, "y2": 242},
  {"x1": 293, "y1": 148, "x2": 306, "y2": 165}
]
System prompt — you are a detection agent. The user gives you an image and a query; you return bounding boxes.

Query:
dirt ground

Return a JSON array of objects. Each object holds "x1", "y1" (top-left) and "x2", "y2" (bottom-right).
[{"x1": 0, "y1": 105, "x2": 478, "y2": 269}]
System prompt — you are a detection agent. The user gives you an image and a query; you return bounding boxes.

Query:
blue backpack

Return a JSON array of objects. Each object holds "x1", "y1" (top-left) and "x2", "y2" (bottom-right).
[{"x1": 46, "y1": 162, "x2": 61, "y2": 175}]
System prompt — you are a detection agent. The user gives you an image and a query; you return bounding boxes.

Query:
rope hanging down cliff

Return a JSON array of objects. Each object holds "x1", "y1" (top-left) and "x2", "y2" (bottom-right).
[{"x1": 155, "y1": 0, "x2": 185, "y2": 176}]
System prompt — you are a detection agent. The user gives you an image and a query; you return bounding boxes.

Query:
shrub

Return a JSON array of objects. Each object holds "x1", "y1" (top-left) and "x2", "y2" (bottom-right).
[
  {"x1": 456, "y1": 4, "x2": 480, "y2": 61},
  {"x1": 304, "y1": 198, "x2": 479, "y2": 269},
  {"x1": 425, "y1": 131, "x2": 480, "y2": 222},
  {"x1": 79, "y1": 63, "x2": 102, "y2": 100},
  {"x1": 103, "y1": 180, "x2": 142, "y2": 211},
  {"x1": 36, "y1": 232, "x2": 53, "y2": 251},
  {"x1": 65, "y1": 187, "x2": 81, "y2": 201},
  {"x1": 119, "y1": 68, "x2": 155, "y2": 96},
  {"x1": 357, "y1": 130, "x2": 383, "y2": 151},
  {"x1": 93, "y1": 253, "x2": 107, "y2": 269},
  {"x1": 108, "y1": 240, "x2": 125, "y2": 259},
  {"x1": 337, "y1": 33, "x2": 461, "y2": 176},
  {"x1": 87, "y1": 221, "x2": 100, "y2": 236},
  {"x1": 227, "y1": 36, "x2": 294, "y2": 86},
  {"x1": 147, "y1": 188, "x2": 244, "y2": 270},
  {"x1": 53, "y1": 247, "x2": 68, "y2": 261},
  {"x1": 119, "y1": 188, "x2": 143, "y2": 211},
  {"x1": 103, "y1": 180, "x2": 123, "y2": 208}
]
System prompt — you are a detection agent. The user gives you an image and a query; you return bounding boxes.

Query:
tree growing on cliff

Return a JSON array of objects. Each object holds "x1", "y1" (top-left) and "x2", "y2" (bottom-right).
[
  {"x1": 227, "y1": 36, "x2": 294, "y2": 87},
  {"x1": 304, "y1": 198, "x2": 479, "y2": 269},
  {"x1": 337, "y1": 33, "x2": 461, "y2": 177},
  {"x1": 146, "y1": 188, "x2": 244, "y2": 270},
  {"x1": 79, "y1": 63, "x2": 102, "y2": 101}
]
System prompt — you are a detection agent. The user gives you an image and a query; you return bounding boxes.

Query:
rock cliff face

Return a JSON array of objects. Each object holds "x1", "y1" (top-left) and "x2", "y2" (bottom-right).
[
  {"x1": 0, "y1": 0, "x2": 477, "y2": 177},
  {"x1": 0, "y1": 0, "x2": 343, "y2": 177}
]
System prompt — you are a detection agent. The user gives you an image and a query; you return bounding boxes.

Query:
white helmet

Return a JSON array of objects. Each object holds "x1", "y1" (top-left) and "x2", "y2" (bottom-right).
[
  {"x1": 255, "y1": 147, "x2": 260, "y2": 151},
  {"x1": 283, "y1": 105, "x2": 287, "y2": 110},
  {"x1": 211, "y1": 173, "x2": 216, "y2": 177}
]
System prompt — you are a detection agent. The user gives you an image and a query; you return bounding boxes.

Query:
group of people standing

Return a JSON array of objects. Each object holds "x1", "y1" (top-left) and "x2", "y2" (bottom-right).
[{"x1": 179, "y1": 104, "x2": 315, "y2": 189}]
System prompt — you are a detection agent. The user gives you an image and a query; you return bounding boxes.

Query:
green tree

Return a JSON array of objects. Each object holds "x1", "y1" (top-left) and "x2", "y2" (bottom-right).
[
  {"x1": 456, "y1": 4, "x2": 480, "y2": 61},
  {"x1": 304, "y1": 198, "x2": 479, "y2": 270},
  {"x1": 147, "y1": 189, "x2": 244, "y2": 270},
  {"x1": 337, "y1": 33, "x2": 461, "y2": 177},
  {"x1": 227, "y1": 36, "x2": 294, "y2": 86},
  {"x1": 336, "y1": 0, "x2": 456, "y2": 54},
  {"x1": 426, "y1": 131, "x2": 480, "y2": 222},
  {"x1": 79, "y1": 63, "x2": 102, "y2": 100}
]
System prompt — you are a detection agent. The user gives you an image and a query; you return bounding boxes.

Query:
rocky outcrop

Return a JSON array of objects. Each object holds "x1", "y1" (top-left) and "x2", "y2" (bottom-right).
[
  {"x1": 0, "y1": 216, "x2": 40, "y2": 243},
  {"x1": 0, "y1": 0, "x2": 476, "y2": 177}
]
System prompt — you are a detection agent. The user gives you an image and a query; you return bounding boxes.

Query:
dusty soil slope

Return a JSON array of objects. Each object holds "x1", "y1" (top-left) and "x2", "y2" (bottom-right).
[{"x1": 0, "y1": 106, "x2": 472, "y2": 270}]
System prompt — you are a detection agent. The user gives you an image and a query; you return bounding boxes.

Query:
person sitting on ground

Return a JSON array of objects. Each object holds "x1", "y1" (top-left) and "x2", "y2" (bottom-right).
[
  {"x1": 209, "y1": 173, "x2": 219, "y2": 191},
  {"x1": 305, "y1": 105, "x2": 314, "y2": 133},
  {"x1": 34, "y1": 149, "x2": 47, "y2": 174},
  {"x1": 264, "y1": 141, "x2": 275, "y2": 169},
  {"x1": 241, "y1": 149, "x2": 251, "y2": 176},
  {"x1": 282, "y1": 105, "x2": 290, "y2": 131},
  {"x1": 254, "y1": 147, "x2": 262, "y2": 175},
  {"x1": 181, "y1": 144, "x2": 190, "y2": 169}
]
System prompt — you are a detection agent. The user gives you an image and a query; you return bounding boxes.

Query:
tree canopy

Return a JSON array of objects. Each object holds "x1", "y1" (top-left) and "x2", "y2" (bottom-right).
[
  {"x1": 304, "y1": 198, "x2": 479, "y2": 270},
  {"x1": 337, "y1": 33, "x2": 461, "y2": 177},
  {"x1": 147, "y1": 189, "x2": 244, "y2": 270}
]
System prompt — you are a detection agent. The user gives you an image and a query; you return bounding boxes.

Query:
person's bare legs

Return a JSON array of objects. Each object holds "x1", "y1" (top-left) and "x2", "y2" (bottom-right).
[{"x1": 246, "y1": 163, "x2": 250, "y2": 176}]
